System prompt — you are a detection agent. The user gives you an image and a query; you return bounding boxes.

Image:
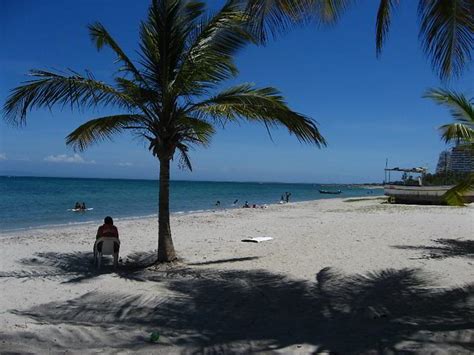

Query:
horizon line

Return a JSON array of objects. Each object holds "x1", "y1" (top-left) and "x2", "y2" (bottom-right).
[{"x1": 0, "y1": 174, "x2": 383, "y2": 186}]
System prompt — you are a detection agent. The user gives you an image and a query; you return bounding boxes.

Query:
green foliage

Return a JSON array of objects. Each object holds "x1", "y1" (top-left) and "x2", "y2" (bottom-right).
[
  {"x1": 423, "y1": 171, "x2": 471, "y2": 186},
  {"x1": 245, "y1": 0, "x2": 473, "y2": 81},
  {"x1": 376, "y1": 0, "x2": 473, "y2": 81},
  {"x1": 375, "y1": 0, "x2": 399, "y2": 57},
  {"x1": 443, "y1": 173, "x2": 474, "y2": 206},
  {"x1": 424, "y1": 88, "x2": 474, "y2": 144},
  {"x1": 418, "y1": 0, "x2": 473, "y2": 81},
  {"x1": 425, "y1": 88, "x2": 474, "y2": 206},
  {"x1": 244, "y1": 0, "x2": 352, "y2": 43}
]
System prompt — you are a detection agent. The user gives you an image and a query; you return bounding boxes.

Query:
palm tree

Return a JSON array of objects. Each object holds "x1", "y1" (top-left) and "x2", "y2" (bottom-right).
[
  {"x1": 244, "y1": 0, "x2": 473, "y2": 80},
  {"x1": 3, "y1": 0, "x2": 326, "y2": 262},
  {"x1": 424, "y1": 88, "x2": 474, "y2": 205}
]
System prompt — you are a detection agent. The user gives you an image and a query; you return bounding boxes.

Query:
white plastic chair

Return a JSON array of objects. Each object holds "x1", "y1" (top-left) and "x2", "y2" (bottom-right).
[{"x1": 94, "y1": 237, "x2": 120, "y2": 270}]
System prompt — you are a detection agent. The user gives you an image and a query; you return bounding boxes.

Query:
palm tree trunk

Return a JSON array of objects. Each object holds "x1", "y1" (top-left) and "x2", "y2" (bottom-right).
[{"x1": 157, "y1": 157, "x2": 177, "y2": 262}]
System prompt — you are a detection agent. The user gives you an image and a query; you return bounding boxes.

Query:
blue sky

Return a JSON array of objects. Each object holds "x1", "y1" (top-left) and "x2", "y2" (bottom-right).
[{"x1": 0, "y1": 0, "x2": 472, "y2": 183}]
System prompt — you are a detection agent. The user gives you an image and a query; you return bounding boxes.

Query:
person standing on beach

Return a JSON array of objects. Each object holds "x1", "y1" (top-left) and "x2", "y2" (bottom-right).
[{"x1": 285, "y1": 192, "x2": 292, "y2": 203}]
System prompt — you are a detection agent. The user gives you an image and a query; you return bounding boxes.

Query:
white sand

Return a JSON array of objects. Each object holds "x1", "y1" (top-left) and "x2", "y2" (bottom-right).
[{"x1": 0, "y1": 197, "x2": 473, "y2": 354}]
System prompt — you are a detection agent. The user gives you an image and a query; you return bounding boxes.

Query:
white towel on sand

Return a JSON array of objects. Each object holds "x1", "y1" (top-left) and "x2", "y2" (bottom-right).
[{"x1": 241, "y1": 237, "x2": 273, "y2": 243}]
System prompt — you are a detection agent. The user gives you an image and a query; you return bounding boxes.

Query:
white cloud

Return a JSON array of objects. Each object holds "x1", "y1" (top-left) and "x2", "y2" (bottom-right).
[
  {"x1": 117, "y1": 162, "x2": 133, "y2": 167},
  {"x1": 0, "y1": 153, "x2": 6, "y2": 161},
  {"x1": 44, "y1": 153, "x2": 96, "y2": 164}
]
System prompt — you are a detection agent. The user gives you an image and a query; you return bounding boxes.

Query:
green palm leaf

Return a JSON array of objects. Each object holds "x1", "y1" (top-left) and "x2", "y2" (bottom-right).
[
  {"x1": 438, "y1": 123, "x2": 474, "y2": 144},
  {"x1": 425, "y1": 88, "x2": 474, "y2": 206},
  {"x1": 66, "y1": 114, "x2": 147, "y2": 152},
  {"x1": 3, "y1": 70, "x2": 134, "y2": 126},
  {"x1": 375, "y1": 0, "x2": 399, "y2": 57},
  {"x1": 89, "y1": 22, "x2": 147, "y2": 85},
  {"x1": 173, "y1": 1, "x2": 254, "y2": 96},
  {"x1": 443, "y1": 172, "x2": 474, "y2": 206},
  {"x1": 424, "y1": 88, "x2": 474, "y2": 144},
  {"x1": 192, "y1": 84, "x2": 326, "y2": 146},
  {"x1": 418, "y1": 0, "x2": 473, "y2": 81},
  {"x1": 244, "y1": 0, "x2": 351, "y2": 43}
]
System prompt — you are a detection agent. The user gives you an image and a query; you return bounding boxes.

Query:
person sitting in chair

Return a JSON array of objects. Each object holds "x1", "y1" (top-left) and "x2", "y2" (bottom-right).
[{"x1": 95, "y1": 216, "x2": 120, "y2": 254}]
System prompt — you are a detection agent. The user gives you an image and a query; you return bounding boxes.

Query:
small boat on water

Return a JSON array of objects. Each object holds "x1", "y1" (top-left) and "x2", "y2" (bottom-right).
[{"x1": 319, "y1": 189, "x2": 342, "y2": 195}]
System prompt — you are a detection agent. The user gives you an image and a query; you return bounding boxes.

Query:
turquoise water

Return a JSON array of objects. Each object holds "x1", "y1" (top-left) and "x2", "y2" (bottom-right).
[{"x1": 0, "y1": 176, "x2": 381, "y2": 231}]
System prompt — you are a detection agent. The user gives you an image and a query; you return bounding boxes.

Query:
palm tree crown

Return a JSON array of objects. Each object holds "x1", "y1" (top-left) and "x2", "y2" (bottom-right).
[{"x1": 3, "y1": 0, "x2": 326, "y2": 261}]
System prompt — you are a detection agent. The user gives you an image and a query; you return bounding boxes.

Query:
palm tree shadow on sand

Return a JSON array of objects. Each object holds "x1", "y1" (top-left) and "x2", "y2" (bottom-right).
[
  {"x1": 5, "y1": 267, "x2": 474, "y2": 353},
  {"x1": 0, "y1": 251, "x2": 261, "y2": 284},
  {"x1": 393, "y1": 238, "x2": 474, "y2": 260},
  {"x1": 0, "y1": 250, "x2": 160, "y2": 283}
]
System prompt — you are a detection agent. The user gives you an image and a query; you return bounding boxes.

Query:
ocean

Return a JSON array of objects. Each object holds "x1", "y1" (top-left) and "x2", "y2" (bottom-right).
[{"x1": 0, "y1": 176, "x2": 382, "y2": 231}]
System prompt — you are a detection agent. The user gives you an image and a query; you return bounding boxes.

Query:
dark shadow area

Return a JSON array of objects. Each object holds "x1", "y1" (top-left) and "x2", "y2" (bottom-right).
[
  {"x1": 187, "y1": 256, "x2": 260, "y2": 266},
  {"x1": 0, "y1": 250, "x2": 158, "y2": 283},
  {"x1": 8, "y1": 267, "x2": 474, "y2": 353},
  {"x1": 123, "y1": 250, "x2": 158, "y2": 267},
  {"x1": 393, "y1": 238, "x2": 474, "y2": 260},
  {"x1": 0, "y1": 251, "x2": 260, "y2": 284}
]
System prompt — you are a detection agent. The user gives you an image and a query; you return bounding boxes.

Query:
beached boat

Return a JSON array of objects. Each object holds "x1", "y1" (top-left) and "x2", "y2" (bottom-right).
[
  {"x1": 319, "y1": 189, "x2": 342, "y2": 195},
  {"x1": 384, "y1": 184, "x2": 474, "y2": 204},
  {"x1": 384, "y1": 166, "x2": 474, "y2": 204}
]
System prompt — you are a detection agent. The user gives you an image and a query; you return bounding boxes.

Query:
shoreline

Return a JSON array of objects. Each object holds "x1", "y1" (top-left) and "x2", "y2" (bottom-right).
[{"x1": 0, "y1": 195, "x2": 385, "y2": 236}]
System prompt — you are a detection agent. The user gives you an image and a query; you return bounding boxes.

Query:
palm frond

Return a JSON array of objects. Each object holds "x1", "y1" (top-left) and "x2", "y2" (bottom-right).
[
  {"x1": 424, "y1": 88, "x2": 474, "y2": 143},
  {"x1": 66, "y1": 114, "x2": 146, "y2": 151},
  {"x1": 418, "y1": 0, "x2": 473, "y2": 81},
  {"x1": 314, "y1": 0, "x2": 353, "y2": 25},
  {"x1": 174, "y1": 0, "x2": 254, "y2": 96},
  {"x1": 424, "y1": 88, "x2": 474, "y2": 122},
  {"x1": 245, "y1": 0, "x2": 311, "y2": 42},
  {"x1": 192, "y1": 84, "x2": 326, "y2": 146},
  {"x1": 114, "y1": 77, "x2": 161, "y2": 110},
  {"x1": 177, "y1": 116, "x2": 215, "y2": 145},
  {"x1": 443, "y1": 172, "x2": 474, "y2": 206},
  {"x1": 137, "y1": 0, "x2": 205, "y2": 91},
  {"x1": 176, "y1": 143, "x2": 193, "y2": 170},
  {"x1": 3, "y1": 70, "x2": 134, "y2": 126},
  {"x1": 88, "y1": 22, "x2": 147, "y2": 85},
  {"x1": 438, "y1": 123, "x2": 474, "y2": 143},
  {"x1": 244, "y1": 0, "x2": 351, "y2": 43},
  {"x1": 375, "y1": 0, "x2": 400, "y2": 57}
]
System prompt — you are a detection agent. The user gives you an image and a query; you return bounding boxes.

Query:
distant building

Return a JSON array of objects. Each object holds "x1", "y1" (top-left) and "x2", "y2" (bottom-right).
[
  {"x1": 449, "y1": 145, "x2": 474, "y2": 173},
  {"x1": 436, "y1": 146, "x2": 474, "y2": 174},
  {"x1": 436, "y1": 150, "x2": 451, "y2": 174}
]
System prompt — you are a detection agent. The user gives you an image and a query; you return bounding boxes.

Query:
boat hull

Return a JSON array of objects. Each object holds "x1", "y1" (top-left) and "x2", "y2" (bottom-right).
[{"x1": 384, "y1": 185, "x2": 474, "y2": 204}]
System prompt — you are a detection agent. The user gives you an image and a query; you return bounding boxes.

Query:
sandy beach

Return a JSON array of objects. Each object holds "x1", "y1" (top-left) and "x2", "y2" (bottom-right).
[{"x1": 0, "y1": 197, "x2": 473, "y2": 354}]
